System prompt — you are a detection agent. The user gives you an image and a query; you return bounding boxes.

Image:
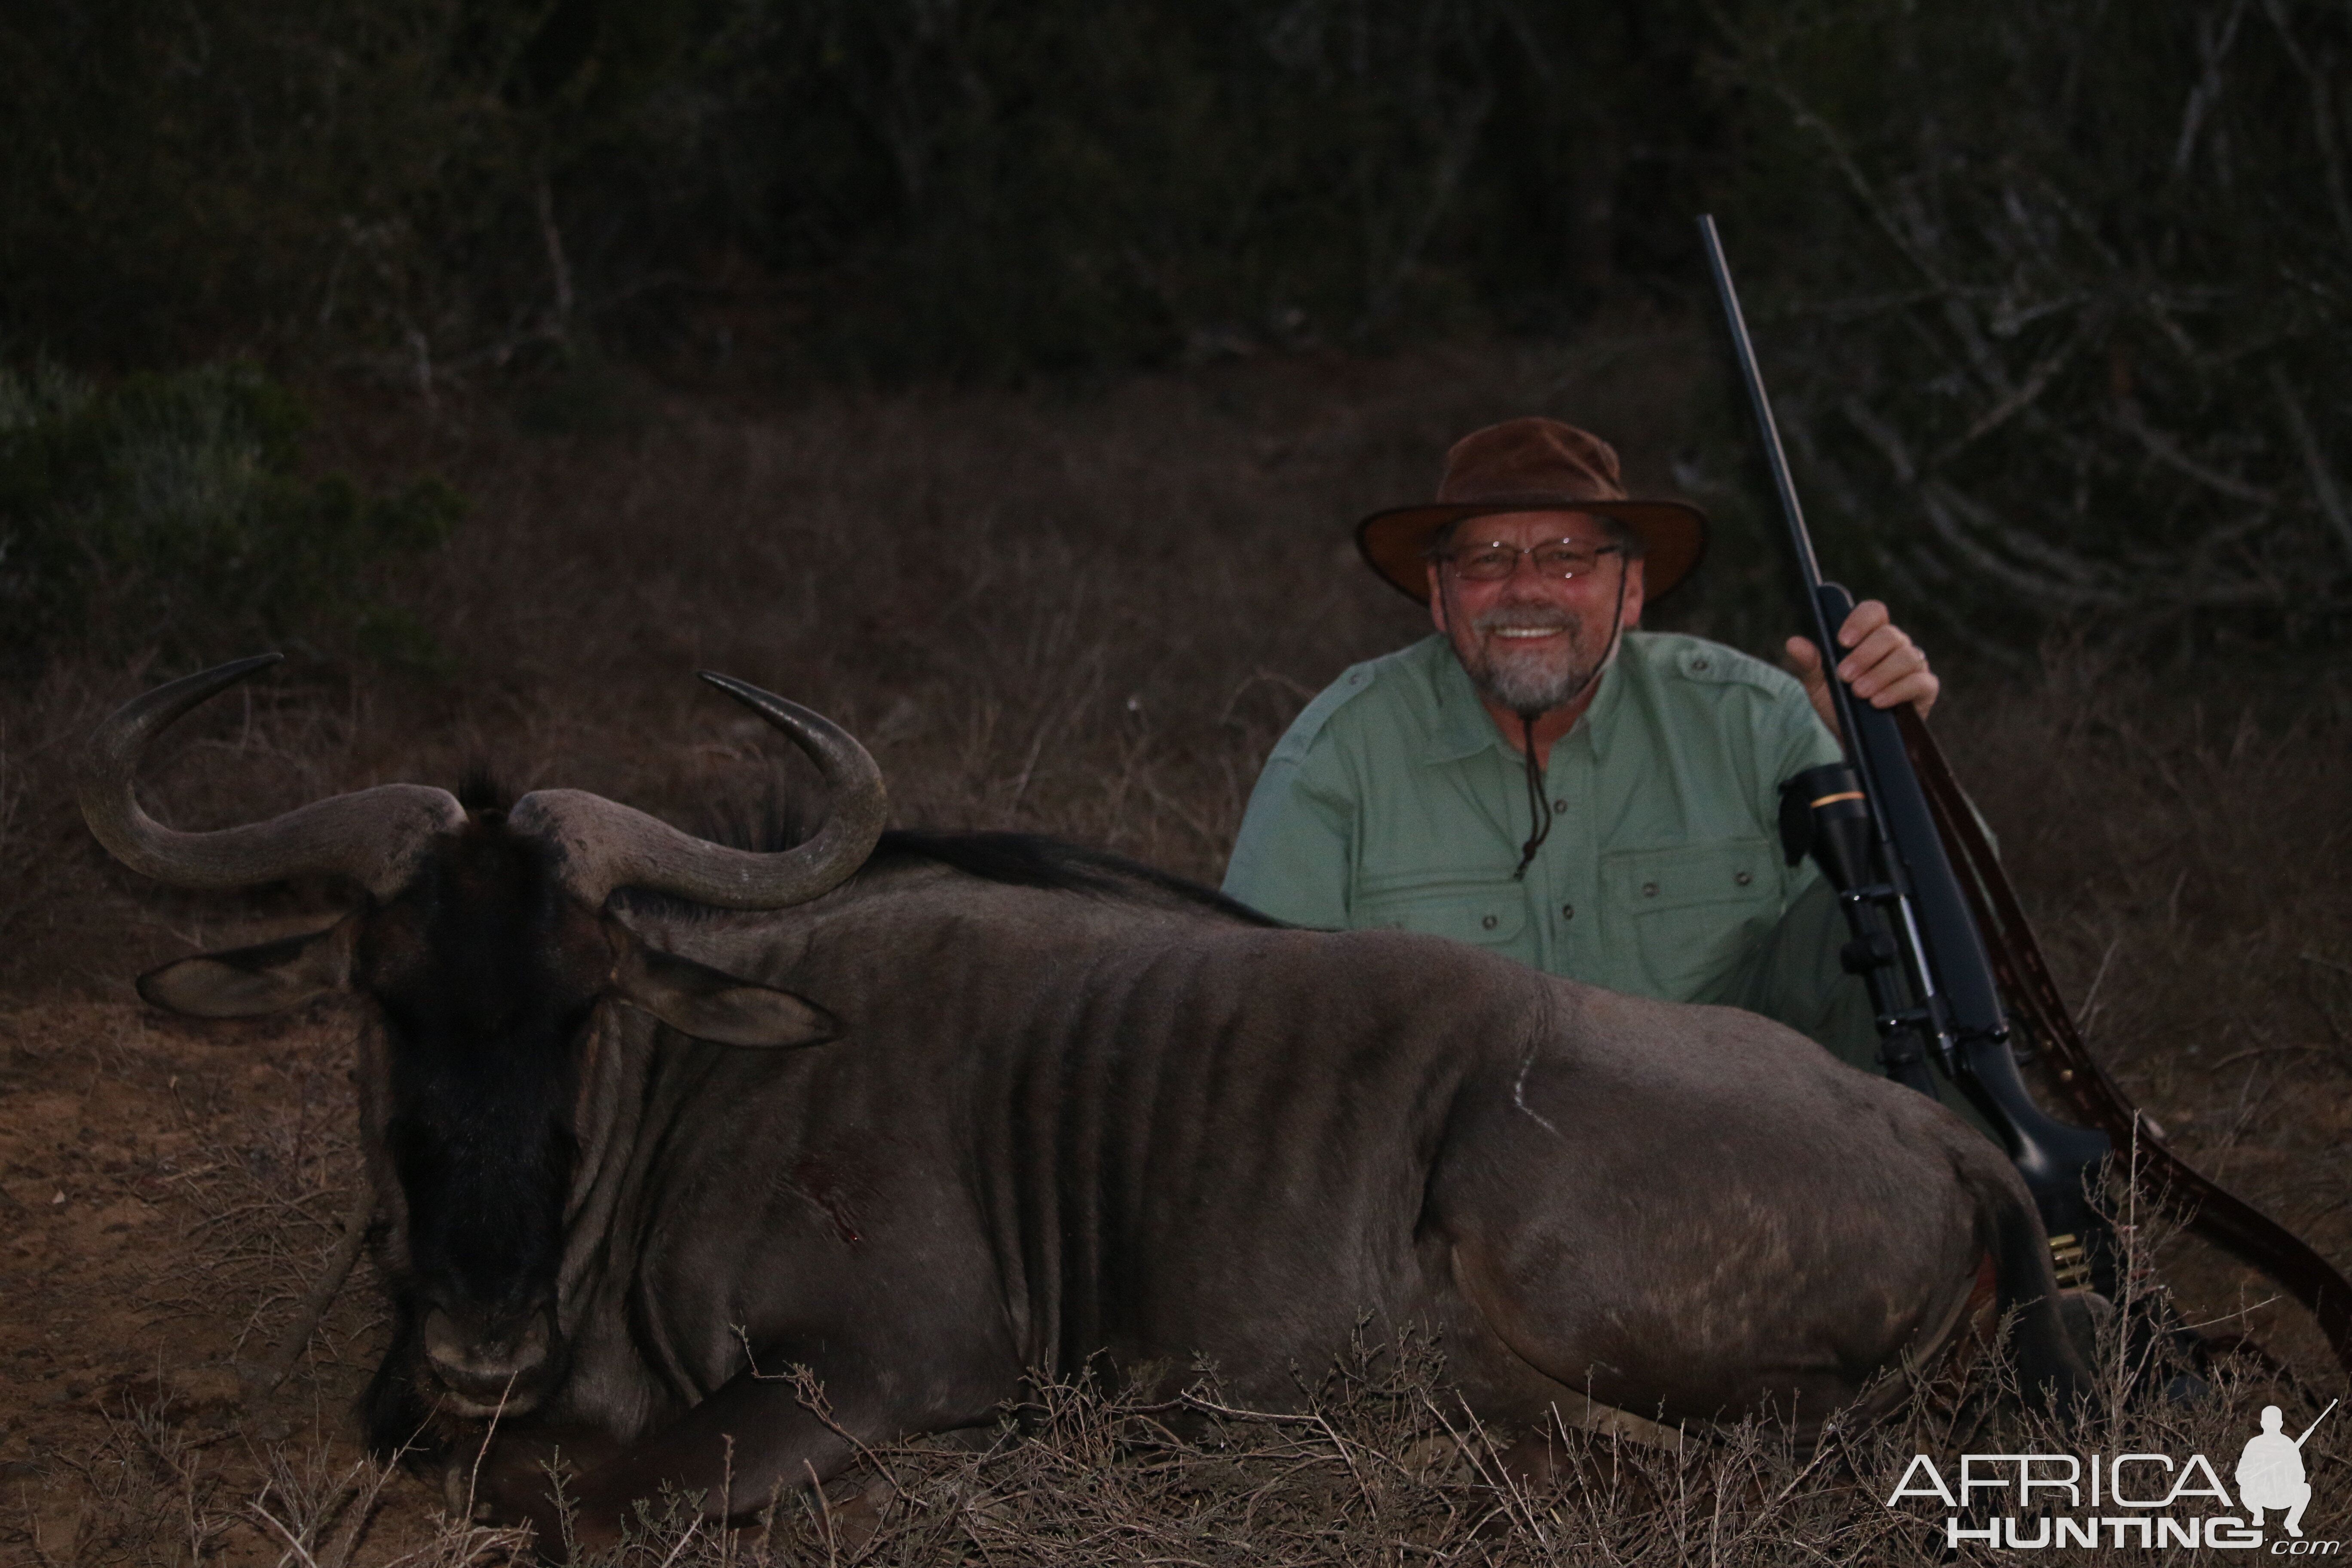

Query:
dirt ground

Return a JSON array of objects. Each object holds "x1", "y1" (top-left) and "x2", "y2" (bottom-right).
[
  {"x1": 3, "y1": 343, "x2": 2349, "y2": 1562},
  {"x1": 0, "y1": 989, "x2": 493, "y2": 1566}
]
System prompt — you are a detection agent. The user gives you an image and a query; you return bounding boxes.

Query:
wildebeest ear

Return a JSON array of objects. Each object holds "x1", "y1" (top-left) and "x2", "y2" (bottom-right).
[
  {"x1": 137, "y1": 915, "x2": 360, "y2": 1018},
  {"x1": 612, "y1": 939, "x2": 837, "y2": 1049}
]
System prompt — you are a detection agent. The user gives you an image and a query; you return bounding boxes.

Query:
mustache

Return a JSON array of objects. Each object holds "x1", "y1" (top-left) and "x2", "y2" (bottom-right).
[{"x1": 1471, "y1": 606, "x2": 1575, "y2": 634}]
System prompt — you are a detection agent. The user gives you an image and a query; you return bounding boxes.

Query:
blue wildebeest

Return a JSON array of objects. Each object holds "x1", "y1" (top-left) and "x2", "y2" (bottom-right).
[{"x1": 83, "y1": 656, "x2": 2086, "y2": 1551}]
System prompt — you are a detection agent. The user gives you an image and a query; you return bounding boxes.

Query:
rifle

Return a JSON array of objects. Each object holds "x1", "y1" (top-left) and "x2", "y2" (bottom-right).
[{"x1": 1697, "y1": 214, "x2": 2352, "y2": 1380}]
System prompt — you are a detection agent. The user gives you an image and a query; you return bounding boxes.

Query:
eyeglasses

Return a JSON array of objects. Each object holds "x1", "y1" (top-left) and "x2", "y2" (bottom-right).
[{"x1": 1441, "y1": 540, "x2": 1625, "y2": 582}]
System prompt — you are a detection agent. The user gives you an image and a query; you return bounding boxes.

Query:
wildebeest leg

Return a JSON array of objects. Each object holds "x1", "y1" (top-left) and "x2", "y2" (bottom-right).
[
  {"x1": 361, "y1": 1303, "x2": 437, "y2": 1458},
  {"x1": 1964, "y1": 1152, "x2": 2095, "y2": 1411},
  {"x1": 514, "y1": 1360, "x2": 919, "y2": 1557},
  {"x1": 1430, "y1": 1058, "x2": 1991, "y2": 1429},
  {"x1": 452, "y1": 1424, "x2": 619, "y2": 1524}
]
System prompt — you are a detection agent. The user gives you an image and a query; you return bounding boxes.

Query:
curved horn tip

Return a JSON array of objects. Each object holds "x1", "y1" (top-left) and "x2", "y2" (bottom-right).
[
  {"x1": 216, "y1": 651, "x2": 288, "y2": 678},
  {"x1": 697, "y1": 670, "x2": 755, "y2": 700},
  {"x1": 175, "y1": 651, "x2": 286, "y2": 688},
  {"x1": 148, "y1": 652, "x2": 288, "y2": 704},
  {"x1": 84, "y1": 652, "x2": 287, "y2": 762},
  {"x1": 135, "y1": 652, "x2": 285, "y2": 714},
  {"x1": 697, "y1": 671, "x2": 833, "y2": 726}
]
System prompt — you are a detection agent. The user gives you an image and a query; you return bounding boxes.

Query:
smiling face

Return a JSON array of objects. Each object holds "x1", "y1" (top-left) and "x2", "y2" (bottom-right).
[{"x1": 1425, "y1": 510, "x2": 1646, "y2": 718}]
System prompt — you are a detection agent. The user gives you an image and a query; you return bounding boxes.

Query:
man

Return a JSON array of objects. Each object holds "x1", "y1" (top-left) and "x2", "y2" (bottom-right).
[
  {"x1": 2237, "y1": 1404, "x2": 2320, "y2": 1537},
  {"x1": 1222, "y1": 417, "x2": 1938, "y2": 1072}
]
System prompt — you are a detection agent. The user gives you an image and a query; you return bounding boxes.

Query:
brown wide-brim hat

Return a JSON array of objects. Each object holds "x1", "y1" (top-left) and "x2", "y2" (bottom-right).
[{"x1": 1357, "y1": 417, "x2": 1708, "y2": 603}]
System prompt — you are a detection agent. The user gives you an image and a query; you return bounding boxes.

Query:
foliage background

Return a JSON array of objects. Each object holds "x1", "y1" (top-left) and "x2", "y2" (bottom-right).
[{"x1": 8, "y1": 0, "x2": 2349, "y2": 654}]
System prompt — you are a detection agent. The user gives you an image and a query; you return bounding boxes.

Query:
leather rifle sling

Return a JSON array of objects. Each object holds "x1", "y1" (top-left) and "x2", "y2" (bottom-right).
[{"x1": 1897, "y1": 704, "x2": 2352, "y2": 1381}]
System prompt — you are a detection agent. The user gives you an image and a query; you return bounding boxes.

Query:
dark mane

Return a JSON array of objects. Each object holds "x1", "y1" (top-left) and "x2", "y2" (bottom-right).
[
  {"x1": 457, "y1": 764, "x2": 513, "y2": 814},
  {"x1": 866, "y1": 830, "x2": 1282, "y2": 925},
  {"x1": 690, "y1": 784, "x2": 1279, "y2": 925}
]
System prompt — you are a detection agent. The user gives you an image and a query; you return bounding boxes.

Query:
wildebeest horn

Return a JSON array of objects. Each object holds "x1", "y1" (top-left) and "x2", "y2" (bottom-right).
[
  {"x1": 506, "y1": 672, "x2": 887, "y2": 910},
  {"x1": 79, "y1": 654, "x2": 466, "y2": 899}
]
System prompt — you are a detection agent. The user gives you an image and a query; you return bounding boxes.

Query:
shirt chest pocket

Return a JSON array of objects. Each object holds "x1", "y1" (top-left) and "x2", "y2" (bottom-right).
[
  {"x1": 1353, "y1": 882, "x2": 1530, "y2": 952},
  {"x1": 1602, "y1": 837, "x2": 1779, "y2": 1003}
]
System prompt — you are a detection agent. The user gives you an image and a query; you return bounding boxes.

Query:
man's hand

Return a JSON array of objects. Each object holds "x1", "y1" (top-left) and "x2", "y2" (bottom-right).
[{"x1": 1784, "y1": 599, "x2": 1939, "y2": 731}]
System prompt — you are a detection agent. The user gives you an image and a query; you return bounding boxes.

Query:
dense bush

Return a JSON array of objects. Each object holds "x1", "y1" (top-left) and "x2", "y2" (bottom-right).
[
  {"x1": 1716, "y1": 0, "x2": 2352, "y2": 648},
  {"x1": 0, "y1": 359, "x2": 461, "y2": 668},
  {"x1": 4, "y1": 0, "x2": 2345, "y2": 644},
  {"x1": 0, "y1": 0, "x2": 1729, "y2": 378}
]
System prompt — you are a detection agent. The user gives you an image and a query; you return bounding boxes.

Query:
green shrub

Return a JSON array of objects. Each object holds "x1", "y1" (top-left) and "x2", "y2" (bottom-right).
[{"x1": 0, "y1": 360, "x2": 462, "y2": 668}]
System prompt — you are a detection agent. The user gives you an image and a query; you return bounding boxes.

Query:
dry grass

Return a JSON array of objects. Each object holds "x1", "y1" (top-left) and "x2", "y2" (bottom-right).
[
  {"x1": 1, "y1": 329, "x2": 2348, "y2": 1561},
  {"x1": 1942, "y1": 640, "x2": 2352, "y2": 1373},
  {"x1": 549, "y1": 1320, "x2": 2334, "y2": 1568}
]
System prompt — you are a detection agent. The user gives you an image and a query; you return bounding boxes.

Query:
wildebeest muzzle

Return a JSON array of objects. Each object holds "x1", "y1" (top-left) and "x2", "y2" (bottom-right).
[{"x1": 418, "y1": 1295, "x2": 565, "y2": 1416}]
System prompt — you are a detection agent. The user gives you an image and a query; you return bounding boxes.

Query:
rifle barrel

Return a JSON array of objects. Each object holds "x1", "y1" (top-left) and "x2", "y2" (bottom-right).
[
  {"x1": 1696, "y1": 217, "x2": 1831, "y2": 641},
  {"x1": 1697, "y1": 213, "x2": 2114, "y2": 1258}
]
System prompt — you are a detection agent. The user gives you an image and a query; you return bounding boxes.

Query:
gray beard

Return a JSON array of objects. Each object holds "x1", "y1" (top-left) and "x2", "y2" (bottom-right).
[
  {"x1": 1461, "y1": 604, "x2": 1611, "y2": 715},
  {"x1": 1478, "y1": 657, "x2": 1590, "y2": 715}
]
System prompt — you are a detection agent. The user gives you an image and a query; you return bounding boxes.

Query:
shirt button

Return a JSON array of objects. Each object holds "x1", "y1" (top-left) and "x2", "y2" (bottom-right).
[
  {"x1": 1559, "y1": 904, "x2": 1574, "y2": 919},
  {"x1": 1481, "y1": 914, "x2": 1498, "y2": 930},
  {"x1": 1642, "y1": 882, "x2": 1659, "y2": 897},
  {"x1": 1735, "y1": 870, "x2": 1753, "y2": 886},
  {"x1": 1551, "y1": 798, "x2": 1567, "y2": 814}
]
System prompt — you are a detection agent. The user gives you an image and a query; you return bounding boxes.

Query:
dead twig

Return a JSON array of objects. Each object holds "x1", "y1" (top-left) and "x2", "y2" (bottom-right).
[{"x1": 239, "y1": 1179, "x2": 375, "y2": 1408}]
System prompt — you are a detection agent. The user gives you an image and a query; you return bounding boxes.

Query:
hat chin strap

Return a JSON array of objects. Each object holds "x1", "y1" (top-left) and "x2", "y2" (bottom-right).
[{"x1": 1505, "y1": 565, "x2": 1629, "y2": 882}]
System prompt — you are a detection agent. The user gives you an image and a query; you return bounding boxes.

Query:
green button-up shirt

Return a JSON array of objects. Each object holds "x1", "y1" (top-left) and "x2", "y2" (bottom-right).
[{"x1": 1222, "y1": 631, "x2": 1878, "y2": 1064}]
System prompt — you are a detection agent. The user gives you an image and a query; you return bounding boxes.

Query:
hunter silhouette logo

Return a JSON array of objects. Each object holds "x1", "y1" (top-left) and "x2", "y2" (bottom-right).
[
  {"x1": 2241, "y1": 1400, "x2": 2335, "y2": 1538},
  {"x1": 1884, "y1": 1399, "x2": 2338, "y2": 1550}
]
